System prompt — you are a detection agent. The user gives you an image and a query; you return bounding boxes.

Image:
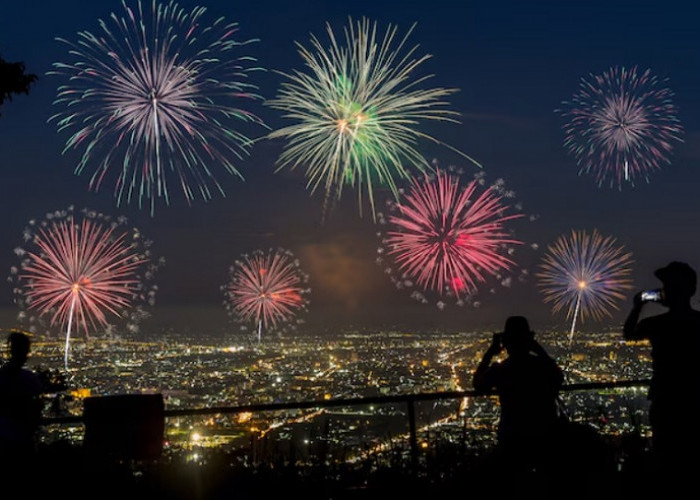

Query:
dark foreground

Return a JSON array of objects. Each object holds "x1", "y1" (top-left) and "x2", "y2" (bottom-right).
[{"x1": 10, "y1": 431, "x2": 657, "y2": 500}]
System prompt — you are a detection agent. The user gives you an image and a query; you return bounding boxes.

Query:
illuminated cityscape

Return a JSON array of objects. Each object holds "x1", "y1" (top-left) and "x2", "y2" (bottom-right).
[
  {"x1": 24, "y1": 327, "x2": 652, "y2": 468},
  {"x1": 2, "y1": 0, "x2": 698, "y2": 497}
]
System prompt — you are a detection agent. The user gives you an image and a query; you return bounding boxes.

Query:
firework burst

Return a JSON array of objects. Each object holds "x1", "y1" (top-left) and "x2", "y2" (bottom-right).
[
  {"x1": 377, "y1": 163, "x2": 531, "y2": 309},
  {"x1": 48, "y1": 0, "x2": 266, "y2": 214},
  {"x1": 223, "y1": 248, "x2": 310, "y2": 342},
  {"x1": 557, "y1": 65, "x2": 683, "y2": 188},
  {"x1": 536, "y1": 229, "x2": 633, "y2": 342},
  {"x1": 9, "y1": 207, "x2": 162, "y2": 370},
  {"x1": 267, "y1": 17, "x2": 479, "y2": 220}
]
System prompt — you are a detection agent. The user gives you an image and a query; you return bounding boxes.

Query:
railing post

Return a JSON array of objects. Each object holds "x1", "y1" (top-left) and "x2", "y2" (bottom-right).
[{"x1": 407, "y1": 398, "x2": 418, "y2": 471}]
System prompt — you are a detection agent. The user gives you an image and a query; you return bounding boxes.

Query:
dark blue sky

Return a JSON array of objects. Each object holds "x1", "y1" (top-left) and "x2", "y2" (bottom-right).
[{"x1": 2, "y1": 0, "x2": 700, "y2": 336}]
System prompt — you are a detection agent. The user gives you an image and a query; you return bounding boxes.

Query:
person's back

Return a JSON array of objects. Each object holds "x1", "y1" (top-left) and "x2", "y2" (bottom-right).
[
  {"x1": 489, "y1": 352, "x2": 562, "y2": 443},
  {"x1": 0, "y1": 331, "x2": 43, "y2": 466},
  {"x1": 633, "y1": 309, "x2": 700, "y2": 400},
  {"x1": 473, "y1": 316, "x2": 563, "y2": 459},
  {"x1": 624, "y1": 261, "x2": 700, "y2": 490}
]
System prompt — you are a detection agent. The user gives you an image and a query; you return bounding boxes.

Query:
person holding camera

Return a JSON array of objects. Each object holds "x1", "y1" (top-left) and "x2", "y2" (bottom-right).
[
  {"x1": 623, "y1": 261, "x2": 700, "y2": 484},
  {"x1": 473, "y1": 316, "x2": 564, "y2": 477}
]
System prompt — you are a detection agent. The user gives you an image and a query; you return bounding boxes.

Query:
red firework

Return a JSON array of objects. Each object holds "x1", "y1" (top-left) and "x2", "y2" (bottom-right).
[
  {"x1": 13, "y1": 209, "x2": 153, "y2": 369},
  {"x1": 384, "y1": 169, "x2": 523, "y2": 297},
  {"x1": 224, "y1": 248, "x2": 309, "y2": 341}
]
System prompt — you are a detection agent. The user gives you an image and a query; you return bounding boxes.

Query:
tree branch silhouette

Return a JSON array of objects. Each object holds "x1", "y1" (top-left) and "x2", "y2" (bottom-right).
[{"x1": 0, "y1": 53, "x2": 38, "y2": 117}]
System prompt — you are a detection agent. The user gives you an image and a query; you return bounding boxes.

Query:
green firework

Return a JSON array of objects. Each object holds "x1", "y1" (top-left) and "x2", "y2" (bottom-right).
[{"x1": 267, "y1": 17, "x2": 479, "y2": 219}]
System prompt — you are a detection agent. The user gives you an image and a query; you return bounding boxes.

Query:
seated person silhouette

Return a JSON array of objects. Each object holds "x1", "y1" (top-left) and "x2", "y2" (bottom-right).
[
  {"x1": 0, "y1": 331, "x2": 43, "y2": 470},
  {"x1": 623, "y1": 261, "x2": 700, "y2": 484},
  {"x1": 473, "y1": 316, "x2": 564, "y2": 474}
]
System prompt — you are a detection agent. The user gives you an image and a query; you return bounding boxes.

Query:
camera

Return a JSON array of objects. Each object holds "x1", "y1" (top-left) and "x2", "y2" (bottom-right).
[{"x1": 640, "y1": 289, "x2": 663, "y2": 302}]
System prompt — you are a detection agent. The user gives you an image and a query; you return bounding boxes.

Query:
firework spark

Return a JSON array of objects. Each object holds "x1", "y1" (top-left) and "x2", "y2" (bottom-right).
[
  {"x1": 48, "y1": 0, "x2": 266, "y2": 214},
  {"x1": 557, "y1": 65, "x2": 683, "y2": 188},
  {"x1": 223, "y1": 248, "x2": 310, "y2": 342},
  {"x1": 267, "y1": 17, "x2": 479, "y2": 220},
  {"x1": 379, "y1": 167, "x2": 524, "y2": 306},
  {"x1": 9, "y1": 207, "x2": 161, "y2": 369},
  {"x1": 537, "y1": 229, "x2": 633, "y2": 342}
]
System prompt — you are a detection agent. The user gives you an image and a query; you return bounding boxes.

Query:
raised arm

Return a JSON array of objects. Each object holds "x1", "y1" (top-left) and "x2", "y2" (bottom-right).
[
  {"x1": 473, "y1": 333, "x2": 503, "y2": 393},
  {"x1": 623, "y1": 292, "x2": 646, "y2": 340}
]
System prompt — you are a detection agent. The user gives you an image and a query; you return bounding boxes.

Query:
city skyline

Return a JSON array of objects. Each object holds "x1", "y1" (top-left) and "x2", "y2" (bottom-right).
[
  {"x1": 22, "y1": 327, "x2": 652, "y2": 455},
  {"x1": 2, "y1": 0, "x2": 700, "y2": 338}
]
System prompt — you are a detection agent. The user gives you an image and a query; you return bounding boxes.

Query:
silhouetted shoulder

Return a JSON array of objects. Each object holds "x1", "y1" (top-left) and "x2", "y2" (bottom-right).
[{"x1": 629, "y1": 309, "x2": 700, "y2": 340}]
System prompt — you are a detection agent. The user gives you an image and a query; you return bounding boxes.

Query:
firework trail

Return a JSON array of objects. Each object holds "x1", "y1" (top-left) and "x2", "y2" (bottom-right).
[
  {"x1": 267, "y1": 17, "x2": 480, "y2": 220},
  {"x1": 557, "y1": 65, "x2": 683, "y2": 188},
  {"x1": 378, "y1": 165, "x2": 526, "y2": 308},
  {"x1": 537, "y1": 229, "x2": 633, "y2": 343},
  {"x1": 9, "y1": 207, "x2": 162, "y2": 370},
  {"x1": 48, "y1": 0, "x2": 266, "y2": 214},
  {"x1": 223, "y1": 248, "x2": 310, "y2": 342}
]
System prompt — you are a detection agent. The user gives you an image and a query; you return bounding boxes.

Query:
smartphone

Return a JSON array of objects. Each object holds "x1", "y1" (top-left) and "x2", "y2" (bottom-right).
[{"x1": 641, "y1": 289, "x2": 662, "y2": 302}]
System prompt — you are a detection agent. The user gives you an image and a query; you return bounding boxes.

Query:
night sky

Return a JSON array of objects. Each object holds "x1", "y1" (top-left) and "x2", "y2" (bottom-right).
[{"x1": 2, "y1": 0, "x2": 700, "y2": 337}]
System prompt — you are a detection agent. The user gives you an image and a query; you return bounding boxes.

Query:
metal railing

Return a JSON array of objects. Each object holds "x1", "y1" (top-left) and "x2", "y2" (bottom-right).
[{"x1": 40, "y1": 378, "x2": 652, "y2": 468}]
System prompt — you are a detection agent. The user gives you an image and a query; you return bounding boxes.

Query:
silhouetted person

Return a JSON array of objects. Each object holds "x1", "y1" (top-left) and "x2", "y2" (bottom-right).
[
  {"x1": 623, "y1": 261, "x2": 700, "y2": 487},
  {"x1": 473, "y1": 316, "x2": 564, "y2": 488},
  {"x1": 0, "y1": 331, "x2": 43, "y2": 474}
]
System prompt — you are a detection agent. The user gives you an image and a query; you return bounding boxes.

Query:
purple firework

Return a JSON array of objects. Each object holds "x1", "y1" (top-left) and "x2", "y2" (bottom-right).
[
  {"x1": 557, "y1": 66, "x2": 683, "y2": 188},
  {"x1": 48, "y1": 0, "x2": 265, "y2": 214},
  {"x1": 536, "y1": 229, "x2": 633, "y2": 342}
]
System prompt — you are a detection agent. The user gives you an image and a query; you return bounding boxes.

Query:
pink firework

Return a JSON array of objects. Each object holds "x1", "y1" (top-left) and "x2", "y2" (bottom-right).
[
  {"x1": 223, "y1": 248, "x2": 310, "y2": 342},
  {"x1": 10, "y1": 208, "x2": 160, "y2": 369},
  {"x1": 557, "y1": 66, "x2": 683, "y2": 188},
  {"x1": 382, "y1": 169, "x2": 524, "y2": 301}
]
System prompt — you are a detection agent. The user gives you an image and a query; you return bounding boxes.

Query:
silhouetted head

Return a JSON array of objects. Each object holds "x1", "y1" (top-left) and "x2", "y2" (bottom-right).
[
  {"x1": 501, "y1": 316, "x2": 534, "y2": 355},
  {"x1": 7, "y1": 331, "x2": 31, "y2": 365},
  {"x1": 655, "y1": 261, "x2": 696, "y2": 306}
]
